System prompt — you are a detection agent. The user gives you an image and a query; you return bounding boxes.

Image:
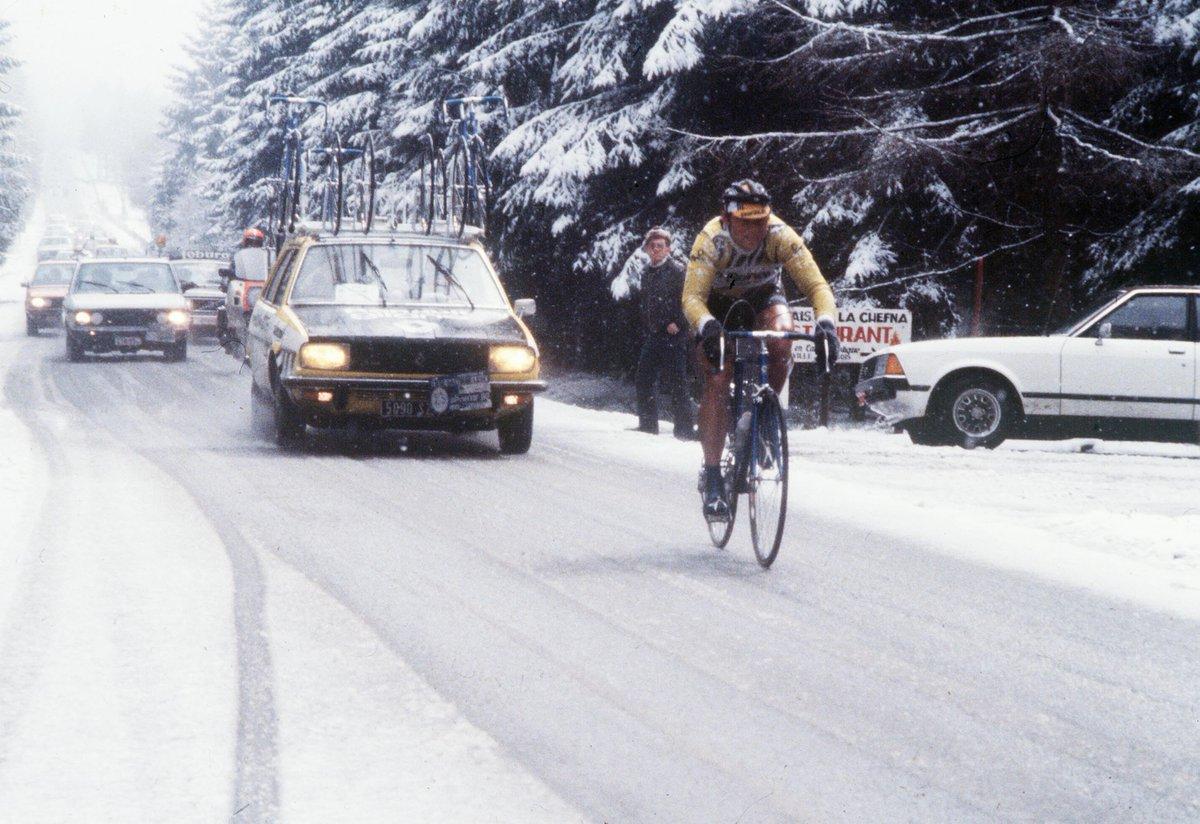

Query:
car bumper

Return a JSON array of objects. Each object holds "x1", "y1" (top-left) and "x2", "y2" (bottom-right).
[
  {"x1": 190, "y1": 310, "x2": 219, "y2": 331},
  {"x1": 69, "y1": 326, "x2": 188, "y2": 351},
  {"x1": 280, "y1": 375, "x2": 546, "y2": 430},
  {"x1": 26, "y1": 307, "x2": 62, "y2": 323},
  {"x1": 854, "y1": 375, "x2": 931, "y2": 424}
]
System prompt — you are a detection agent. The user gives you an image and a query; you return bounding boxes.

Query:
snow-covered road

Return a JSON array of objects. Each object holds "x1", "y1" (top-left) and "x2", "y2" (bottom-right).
[{"x1": 1, "y1": 296, "x2": 1197, "y2": 821}]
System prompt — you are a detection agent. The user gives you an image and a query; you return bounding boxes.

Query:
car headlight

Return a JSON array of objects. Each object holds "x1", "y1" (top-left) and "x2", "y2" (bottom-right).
[
  {"x1": 74, "y1": 310, "x2": 92, "y2": 325},
  {"x1": 298, "y1": 342, "x2": 350, "y2": 370},
  {"x1": 166, "y1": 310, "x2": 189, "y2": 327},
  {"x1": 29, "y1": 296, "x2": 47, "y2": 308},
  {"x1": 489, "y1": 345, "x2": 537, "y2": 374}
]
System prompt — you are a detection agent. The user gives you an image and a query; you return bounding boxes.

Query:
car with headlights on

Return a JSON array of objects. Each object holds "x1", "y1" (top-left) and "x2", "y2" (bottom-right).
[
  {"x1": 855, "y1": 286, "x2": 1200, "y2": 448},
  {"x1": 22, "y1": 260, "x2": 76, "y2": 335},
  {"x1": 171, "y1": 256, "x2": 227, "y2": 337},
  {"x1": 62, "y1": 259, "x2": 192, "y2": 361},
  {"x1": 246, "y1": 226, "x2": 545, "y2": 452}
]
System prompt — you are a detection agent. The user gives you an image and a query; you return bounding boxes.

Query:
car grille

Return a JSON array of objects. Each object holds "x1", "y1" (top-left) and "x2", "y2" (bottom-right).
[
  {"x1": 97, "y1": 309, "x2": 156, "y2": 327},
  {"x1": 190, "y1": 298, "x2": 223, "y2": 312},
  {"x1": 346, "y1": 339, "x2": 490, "y2": 374}
]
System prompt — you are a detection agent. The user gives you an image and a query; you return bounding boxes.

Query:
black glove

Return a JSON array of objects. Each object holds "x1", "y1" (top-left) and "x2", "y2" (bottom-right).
[
  {"x1": 698, "y1": 318, "x2": 724, "y2": 368},
  {"x1": 814, "y1": 317, "x2": 840, "y2": 371}
]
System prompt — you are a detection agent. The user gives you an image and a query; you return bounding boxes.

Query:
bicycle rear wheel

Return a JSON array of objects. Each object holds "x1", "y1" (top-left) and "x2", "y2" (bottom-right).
[
  {"x1": 706, "y1": 449, "x2": 741, "y2": 548},
  {"x1": 356, "y1": 134, "x2": 376, "y2": 232},
  {"x1": 748, "y1": 390, "x2": 788, "y2": 568},
  {"x1": 418, "y1": 134, "x2": 440, "y2": 233},
  {"x1": 469, "y1": 136, "x2": 490, "y2": 234}
]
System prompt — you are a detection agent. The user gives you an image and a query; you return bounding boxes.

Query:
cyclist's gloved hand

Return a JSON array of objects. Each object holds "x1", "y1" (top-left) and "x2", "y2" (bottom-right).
[
  {"x1": 814, "y1": 317, "x2": 839, "y2": 371},
  {"x1": 698, "y1": 319, "x2": 724, "y2": 368}
]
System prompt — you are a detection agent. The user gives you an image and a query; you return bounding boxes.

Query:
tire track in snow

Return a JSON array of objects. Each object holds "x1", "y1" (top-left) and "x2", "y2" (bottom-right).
[{"x1": 38, "y1": 348, "x2": 282, "y2": 822}]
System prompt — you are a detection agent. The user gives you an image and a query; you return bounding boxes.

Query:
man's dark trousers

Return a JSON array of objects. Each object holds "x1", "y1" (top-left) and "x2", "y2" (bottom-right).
[{"x1": 635, "y1": 332, "x2": 694, "y2": 436}]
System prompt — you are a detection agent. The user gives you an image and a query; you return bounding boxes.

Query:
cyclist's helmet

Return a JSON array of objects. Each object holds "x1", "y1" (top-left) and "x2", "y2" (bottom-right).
[
  {"x1": 722, "y1": 179, "x2": 772, "y2": 220},
  {"x1": 242, "y1": 228, "x2": 266, "y2": 247}
]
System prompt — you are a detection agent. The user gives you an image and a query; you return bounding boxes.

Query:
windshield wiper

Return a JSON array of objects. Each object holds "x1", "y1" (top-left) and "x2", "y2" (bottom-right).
[
  {"x1": 77, "y1": 278, "x2": 117, "y2": 293},
  {"x1": 359, "y1": 251, "x2": 388, "y2": 307},
  {"x1": 426, "y1": 255, "x2": 475, "y2": 311},
  {"x1": 119, "y1": 282, "x2": 156, "y2": 293}
]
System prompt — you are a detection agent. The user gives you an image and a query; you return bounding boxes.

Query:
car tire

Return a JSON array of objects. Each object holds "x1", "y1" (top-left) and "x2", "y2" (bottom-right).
[
  {"x1": 272, "y1": 379, "x2": 306, "y2": 449},
  {"x1": 25, "y1": 316, "x2": 38, "y2": 336},
  {"x1": 166, "y1": 339, "x2": 188, "y2": 362},
  {"x1": 497, "y1": 402, "x2": 533, "y2": 455},
  {"x1": 65, "y1": 333, "x2": 85, "y2": 362},
  {"x1": 934, "y1": 375, "x2": 1017, "y2": 450}
]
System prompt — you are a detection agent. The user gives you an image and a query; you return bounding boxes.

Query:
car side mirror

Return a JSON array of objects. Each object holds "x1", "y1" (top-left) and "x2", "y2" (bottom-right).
[
  {"x1": 181, "y1": 281, "x2": 197, "y2": 292},
  {"x1": 1096, "y1": 321, "x2": 1112, "y2": 345},
  {"x1": 514, "y1": 298, "x2": 536, "y2": 318},
  {"x1": 19, "y1": 280, "x2": 28, "y2": 288}
]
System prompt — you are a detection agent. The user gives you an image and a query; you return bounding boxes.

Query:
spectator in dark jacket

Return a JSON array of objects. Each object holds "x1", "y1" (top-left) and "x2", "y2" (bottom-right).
[{"x1": 633, "y1": 227, "x2": 696, "y2": 438}]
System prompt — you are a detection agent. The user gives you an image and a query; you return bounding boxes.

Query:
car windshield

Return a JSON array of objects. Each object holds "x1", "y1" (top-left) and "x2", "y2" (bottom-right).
[
  {"x1": 32, "y1": 263, "x2": 75, "y2": 285},
  {"x1": 1051, "y1": 290, "x2": 1123, "y2": 335},
  {"x1": 173, "y1": 261, "x2": 224, "y2": 289},
  {"x1": 73, "y1": 262, "x2": 178, "y2": 294},
  {"x1": 288, "y1": 243, "x2": 506, "y2": 308},
  {"x1": 41, "y1": 236, "x2": 71, "y2": 247}
]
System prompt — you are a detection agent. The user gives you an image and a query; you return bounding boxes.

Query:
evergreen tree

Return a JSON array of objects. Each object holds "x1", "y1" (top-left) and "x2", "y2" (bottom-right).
[{"x1": 0, "y1": 18, "x2": 26, "y2": 257}]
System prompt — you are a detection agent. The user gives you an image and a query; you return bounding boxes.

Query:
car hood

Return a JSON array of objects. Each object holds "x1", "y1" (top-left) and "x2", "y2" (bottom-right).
[
  {"x1": 27, "y1": 285, "x2": 69, "y2": 298},
  {"x1": 64, "y1": 293, "x2": 189, "y2": 311},
  {"x1": 291, "y1": 305, "x2": 530, "y2": 345},
  {"x1": 886, "y1": 335, "x2": 1065, "y2": 357}
]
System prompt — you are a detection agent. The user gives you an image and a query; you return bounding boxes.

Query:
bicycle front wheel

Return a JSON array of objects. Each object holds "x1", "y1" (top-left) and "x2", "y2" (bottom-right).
[
  {"x1": 748, "y1": 390, "x2": 789, "y2": 568},
  {"x1": 445, "y1": 143, "x2": 468, "y2": 236},
  {"x1": 706, "y1": 450, "x2": 740, "y2": 549}
]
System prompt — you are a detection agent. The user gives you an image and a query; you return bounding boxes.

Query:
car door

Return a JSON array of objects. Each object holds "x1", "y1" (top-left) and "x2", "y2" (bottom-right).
[
  {"x1": 1059, "y1": 292, "x2": 1195, "y2": 421},
  {"x1": 248, "y1": 249, "x2": 296, "y2": 390}
]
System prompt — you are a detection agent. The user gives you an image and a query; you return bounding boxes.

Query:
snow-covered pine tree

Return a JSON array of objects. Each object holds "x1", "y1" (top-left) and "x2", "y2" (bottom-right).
[{"x1": 0, "y1": 18, "x2": 26, "y2": 257}]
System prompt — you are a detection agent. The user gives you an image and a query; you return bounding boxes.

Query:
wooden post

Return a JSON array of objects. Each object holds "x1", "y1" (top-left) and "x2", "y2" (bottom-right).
[{"x1": 972, "y1": 256, "x2": 985, "y2": 336}]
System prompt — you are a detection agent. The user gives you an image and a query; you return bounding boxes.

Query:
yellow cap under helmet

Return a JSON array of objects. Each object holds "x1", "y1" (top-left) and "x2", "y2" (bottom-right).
[{"x1": 722, "y1": 179, "x2": 772, "y2": 220}]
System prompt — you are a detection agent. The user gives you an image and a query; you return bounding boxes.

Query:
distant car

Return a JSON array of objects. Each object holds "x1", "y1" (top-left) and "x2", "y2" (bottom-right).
[
  {"x1": 93, "y1": 244, "x2": 132, "y2": 259},
  {"x1": 62, "y1": 259, "x2": 191, "y2": 361},
  {"x1": 37, "y1": 244, "x2": 77, "y2": 262},
  {"x1": 246, "y1": 225, "x2": 545, "y2": 451},
  {"x1": 22, "y1": 260, "x2": 76, "y2": 335},
  {"x1": 171, "y1": 258, "x2": 226, "y2": 337},
  {"x1": 856, "y1": 286, "x2": 1200, "y2": 448}
]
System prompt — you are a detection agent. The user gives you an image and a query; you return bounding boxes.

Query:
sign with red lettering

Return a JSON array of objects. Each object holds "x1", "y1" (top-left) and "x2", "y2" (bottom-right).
[{"x1": 791, "y1": 306, "x2": 912, "y2": 365}]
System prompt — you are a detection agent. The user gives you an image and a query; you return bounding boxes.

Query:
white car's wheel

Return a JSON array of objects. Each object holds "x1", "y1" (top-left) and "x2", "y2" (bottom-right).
[{"x1": 936, "y1": 375, "x2": 1016, "y2": 449}]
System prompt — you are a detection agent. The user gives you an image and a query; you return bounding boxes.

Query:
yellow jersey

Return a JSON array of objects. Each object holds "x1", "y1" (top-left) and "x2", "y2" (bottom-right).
[{"x1": 682, "y1": 215, "x2": 836, "y2": 330}]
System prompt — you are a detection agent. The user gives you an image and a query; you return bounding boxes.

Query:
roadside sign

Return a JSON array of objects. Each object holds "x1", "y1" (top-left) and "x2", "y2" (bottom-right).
[{"x1": 792, "y1": 306, "x2": 912, "y2": 364}]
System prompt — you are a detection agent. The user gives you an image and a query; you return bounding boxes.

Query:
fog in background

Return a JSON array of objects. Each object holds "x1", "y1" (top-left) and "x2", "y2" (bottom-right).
[{"x1": 4, "y1": 0, "x2": 204, "y2": 204}]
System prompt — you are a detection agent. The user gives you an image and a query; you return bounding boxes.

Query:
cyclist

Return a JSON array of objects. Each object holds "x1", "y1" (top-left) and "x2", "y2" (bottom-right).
[
  {"x1": 241, "y1": 227, "x2": 266, "y2": 248},
  {"x1": 683, "y1": 179, "x2": 840, "y2": 519}
]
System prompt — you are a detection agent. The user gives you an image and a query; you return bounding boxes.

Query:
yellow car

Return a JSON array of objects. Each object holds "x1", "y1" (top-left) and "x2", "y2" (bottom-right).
[{"x1": 246, "y1": 226, "x2": 545, "y2": 452}]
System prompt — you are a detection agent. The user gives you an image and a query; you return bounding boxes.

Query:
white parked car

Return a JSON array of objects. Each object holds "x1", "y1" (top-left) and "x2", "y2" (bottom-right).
[{"x1": 855, "y1": 286, "x2": 1199, "y2": 448}]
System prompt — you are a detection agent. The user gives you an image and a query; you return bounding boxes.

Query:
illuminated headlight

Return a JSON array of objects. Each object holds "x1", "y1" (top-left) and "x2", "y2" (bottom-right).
[
  {"x1": 73, "y1": 310, "x2": 93, "y2": 325},
  {"x1": 489, "y1": 345, "x2": 537, "y2": 374},
  {"x1": 298, "y1": 342, "x2": 350, "y2": 370},
  {"x1": 29, "y1": 296, "x2": 47, "y2": 308},
  {"x1": 166, "y1": 310, "x2": 189, "y2": 327}
]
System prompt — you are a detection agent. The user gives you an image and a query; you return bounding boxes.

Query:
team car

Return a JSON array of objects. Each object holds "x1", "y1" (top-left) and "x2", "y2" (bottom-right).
[
  {"x1": 22, "y1": 260, "x2": 75, "y2": 335},
  {"x1": 171, "y1": 257, "x2": 226, "y2": 337},
  {"x1": 246, "y1": 225, "x2": 545, "y2": 452},
  {"x1": 856, "y1": 286, "x2": 1200, "y2": 448},
  {"x1": 62, "y1": 259, "x2": 192, "y2": 361}
]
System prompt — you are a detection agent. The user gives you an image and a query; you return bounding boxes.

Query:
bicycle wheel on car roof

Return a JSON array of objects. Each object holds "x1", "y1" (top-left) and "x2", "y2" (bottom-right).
[
  {"x1": 418, "y1": 134, "x2": 441, "y2": 234},
  {"x1": 354, "y1": 134, "x2": 376, "y2": 233},
  {"x1": 445, "y1": 141, "x2": 469, "y2": 237},
  {"x1": 747, "y1": 389, "x2": 788, "y2": 569},
  {"x1": 468, "y1": 136, "x2": 490, "y2": 234}
]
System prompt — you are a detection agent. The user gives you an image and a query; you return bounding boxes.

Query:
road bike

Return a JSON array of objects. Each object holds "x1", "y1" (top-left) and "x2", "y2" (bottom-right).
[
  {"x1": 265, "y1": 95, "x2": 328, "y2": 243},
  {"x1": 705, "y1": 328, "x2": 831, "y2": 568},
  {"x1": 421, "y1": 92, "x2": 508, "y2": 236}
]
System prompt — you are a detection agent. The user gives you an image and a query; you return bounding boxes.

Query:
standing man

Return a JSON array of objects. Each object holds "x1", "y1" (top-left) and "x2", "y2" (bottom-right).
[{"x1": 633, "y1": 227, "x2": 696, "y2": 439}]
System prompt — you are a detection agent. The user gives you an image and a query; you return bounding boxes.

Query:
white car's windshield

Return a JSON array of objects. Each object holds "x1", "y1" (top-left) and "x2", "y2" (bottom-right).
[
  {"x1": 32, "y1": 262, "x2": 74, "y2": 285},
  {"x1": 1052, "y1": 290, "x2": 1122, "y2": 335},
  {"x1": 173, "y1": 261, "x2": 224, "y2": 289},
  {"x1": 74, "y1": 262, "x2": 178, "y2": 295},
  {"x1": 289, "y1": 244, "x2": 506, "y2": 309}
]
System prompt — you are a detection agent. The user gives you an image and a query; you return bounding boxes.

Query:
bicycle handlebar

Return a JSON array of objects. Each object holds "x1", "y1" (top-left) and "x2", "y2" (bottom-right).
[
  {"x1": 441, "y1": 92, "x2": 509, "y2": 120},
  {"x1": 719, "y1": 329, "x2": 833, "y2": 375},
  {"x1": 267, "y1": 95, "x2": 330, "y2": 130}
]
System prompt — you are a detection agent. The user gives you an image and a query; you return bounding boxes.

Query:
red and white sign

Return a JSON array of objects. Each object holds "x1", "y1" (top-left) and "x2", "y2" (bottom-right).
[{"x1": 791, "y1": 307, "x2": 912, "y2": 365}]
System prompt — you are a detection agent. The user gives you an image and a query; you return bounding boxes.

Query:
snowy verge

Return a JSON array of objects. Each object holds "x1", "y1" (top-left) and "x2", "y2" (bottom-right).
[
  {"x1": 536, "y1": 400, "x2": 1200, "y2": 621},
  {"x1": 0, "y1": 403, "x2": 238, "y2": 822},
  {"x1": 0, "y1": 198, "x2": 43, "y2": 303},
  {"x1": 259, "y1": 546, "x2": 582, "y2": 823}
]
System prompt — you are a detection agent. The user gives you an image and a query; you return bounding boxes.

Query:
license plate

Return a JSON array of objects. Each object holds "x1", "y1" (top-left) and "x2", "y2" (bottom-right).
[
  {"x1": 147, "y1": 329, "x2": 174, "y2": 343},
  {"x1": 430, "y1": 371, "x2": 491, "y2": 413},
  {"x1": 114, "y1": 335, "x2": 141, "y2": 347},
  {"x1": 381, "y1": 398, "x2": 429, "y2": 419}
]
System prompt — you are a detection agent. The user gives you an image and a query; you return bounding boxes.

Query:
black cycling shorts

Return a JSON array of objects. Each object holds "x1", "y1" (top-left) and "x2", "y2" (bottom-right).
[{"x1": 706, "y1": 286, "x2": 788, "y2": 330}]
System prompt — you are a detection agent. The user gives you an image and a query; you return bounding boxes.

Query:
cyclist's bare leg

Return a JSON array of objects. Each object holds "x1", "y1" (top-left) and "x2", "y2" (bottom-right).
[
  {"x1": 696, "y1": 343, "x2": 731, "y2": 466},
  {"x1": 759, "y1": 303, "x2": 796, "y2": 394}
]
